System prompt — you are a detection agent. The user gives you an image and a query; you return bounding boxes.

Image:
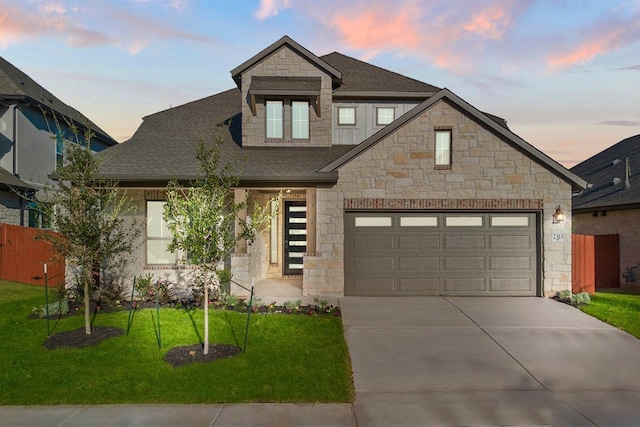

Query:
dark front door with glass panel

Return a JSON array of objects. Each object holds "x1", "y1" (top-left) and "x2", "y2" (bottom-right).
[{"x1": 284, "y1": 201, "x2": 307, "y2": 275}]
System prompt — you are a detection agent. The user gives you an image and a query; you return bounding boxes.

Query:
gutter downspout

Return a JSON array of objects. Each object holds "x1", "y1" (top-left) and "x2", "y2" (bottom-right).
[{"x1": 12, "y1": 105, "x2": 19, "y2": 176}]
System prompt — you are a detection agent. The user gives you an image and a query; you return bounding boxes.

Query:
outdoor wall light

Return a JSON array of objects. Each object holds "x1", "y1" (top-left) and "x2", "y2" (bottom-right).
[{"x1": 552, "y1": 205, "x2": 565, "y2": 223}]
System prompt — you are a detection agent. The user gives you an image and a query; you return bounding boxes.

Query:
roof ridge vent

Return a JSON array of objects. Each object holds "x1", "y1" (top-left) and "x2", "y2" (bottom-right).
[{"x1": 612, "y1": 177, "x2": 622, "y2": 185}]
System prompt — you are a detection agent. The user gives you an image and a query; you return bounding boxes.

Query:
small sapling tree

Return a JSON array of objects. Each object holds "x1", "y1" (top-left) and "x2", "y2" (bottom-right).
[
  {"x1": 164, "y1": 128, "x2": 278, "y2": 355},
  {"x1": 35, "y1": 114, "x2": 141, "y2": 335}
]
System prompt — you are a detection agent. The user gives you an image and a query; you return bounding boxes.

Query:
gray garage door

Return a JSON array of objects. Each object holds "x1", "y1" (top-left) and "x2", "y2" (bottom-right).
[{"x1": 344, "y1": 212, "x2": 539, "y2": 296}]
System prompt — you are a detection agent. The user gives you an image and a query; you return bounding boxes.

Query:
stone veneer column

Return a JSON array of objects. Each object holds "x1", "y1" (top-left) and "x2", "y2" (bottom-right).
[{"x1": 234, "y1": 189, "x2": 247, "y2": 254}]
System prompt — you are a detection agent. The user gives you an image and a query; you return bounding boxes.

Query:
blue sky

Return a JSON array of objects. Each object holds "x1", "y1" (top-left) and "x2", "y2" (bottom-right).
[{"x1": 1, "y1": 0, "x2": 639, "y2": 167}]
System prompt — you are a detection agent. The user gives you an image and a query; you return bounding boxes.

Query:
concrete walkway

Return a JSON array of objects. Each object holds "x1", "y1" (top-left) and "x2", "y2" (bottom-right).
[{"x1": 2, "y1": 297, "x2": 640, "y2": 426}]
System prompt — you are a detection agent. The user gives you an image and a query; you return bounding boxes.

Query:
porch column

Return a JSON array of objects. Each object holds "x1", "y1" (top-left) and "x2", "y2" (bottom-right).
[
  {"x1": 306, "y1": 188, "x2": 317, "y2": 255},
  {"x1": 234, "y1": 189, "x2": 247, "y2": 254}
]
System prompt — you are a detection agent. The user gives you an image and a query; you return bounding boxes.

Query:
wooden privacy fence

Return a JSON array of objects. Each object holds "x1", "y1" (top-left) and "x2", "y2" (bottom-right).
[
  {"x1": 572, "y1": 234, "x2": 620, "y2": 294},
  {"x1": 0, "y1": 223, "x2": 65, "y2": 286}
]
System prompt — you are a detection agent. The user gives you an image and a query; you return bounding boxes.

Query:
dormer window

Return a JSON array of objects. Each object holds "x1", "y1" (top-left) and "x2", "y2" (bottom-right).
[
  {"x1": 292, "y1": 101, "x2": 309, "y2": 139},
  {"x1": 266, "y1": 100, "x2": 283, "y2": 139}
]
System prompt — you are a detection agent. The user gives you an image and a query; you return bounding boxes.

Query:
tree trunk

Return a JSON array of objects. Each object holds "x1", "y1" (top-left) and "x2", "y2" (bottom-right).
[
  {"x1": 203, "y1": 283, "x2": 209, "y2": 355},
  {"x1": 84, "y1": 277, "x2": 91, "y2": 335}
]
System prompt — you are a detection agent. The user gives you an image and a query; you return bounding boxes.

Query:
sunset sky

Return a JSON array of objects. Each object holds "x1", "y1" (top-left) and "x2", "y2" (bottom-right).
[{"x1": 1, "y1": 0, "x2": 639, "y2": 167}]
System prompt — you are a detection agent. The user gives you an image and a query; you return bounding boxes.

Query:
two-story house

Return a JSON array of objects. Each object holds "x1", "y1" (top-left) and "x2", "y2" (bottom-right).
[
  {"x1": 97, "y1": 36, "x2": 586, "y2": 298},
  {"x1": 0, "y1": 56, "x2": 117, "y2": 226}
]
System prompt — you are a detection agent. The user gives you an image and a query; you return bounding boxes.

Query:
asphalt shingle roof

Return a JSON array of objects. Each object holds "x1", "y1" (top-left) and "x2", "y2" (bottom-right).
[
  {"x1": 96, "y1": 47, "x2": 523, "y2": 185},
  {"x1": 0, "y1": 166, "x2": 33, "y2": 191},
  {"x1": 321, "y1": 52, "x2": 440, "y2": 94},
  {"x1": 0, "y1": 56, "x2": 116, "y2": 145},
  {"x1": 571, "y1": 134, "x2": 640, "y2": 211},
  {"x1": 97, "y1": 88, "x2": 351, "y2": 185}
]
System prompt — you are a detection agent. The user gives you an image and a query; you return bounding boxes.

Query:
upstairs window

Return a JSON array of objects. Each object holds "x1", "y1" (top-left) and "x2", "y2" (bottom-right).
[
  {"x1": 266, "y1": 100, "x2": 283, "y2": 139},
  {"x1": 338, "y1": 107, "x2": 356, "y2": 125},
  {"x1": 55, "y1": 133, "x2": 65, "y2": 169},
  {"x1": 376, "y1": 107, "x2": 395, "y2": 125},
  {"x1": 292, "y1": 101, "x2": 309, "y2": 139},
  {"x1": 435, "y1": 130, "x2": 452, "y2": 168}
]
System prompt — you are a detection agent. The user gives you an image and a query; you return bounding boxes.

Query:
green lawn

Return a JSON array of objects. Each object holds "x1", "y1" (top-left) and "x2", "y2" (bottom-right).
[
  {"x1": 0, "y1": 280, "x2": 354, "y2": 405},
  {"x1": 580, "y1": 289, "x2": 640, "y2": 339}
]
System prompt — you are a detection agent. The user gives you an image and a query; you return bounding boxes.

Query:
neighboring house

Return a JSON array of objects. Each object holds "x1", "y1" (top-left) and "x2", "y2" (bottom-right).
[
  {"x1": 0, "y1": 56, "x2": 117, "y2": 227},
  {"x1": 571, "y1": 134, "x2": 640, "y2": 286},
  {"x1": 0, "y1": 166, "x2": 34, "y2": 226},
  {"x1": 97, "y1": 36, "x2": 587, "y2": 298}
]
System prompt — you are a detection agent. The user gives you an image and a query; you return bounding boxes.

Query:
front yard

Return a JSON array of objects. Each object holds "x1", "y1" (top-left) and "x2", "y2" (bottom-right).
[
  {"x1": 0, "y1": 280, "x2": 354, "y2": 405},
  {"x1": 579, "y1": 289, "x2": 640, "y2": 339}
]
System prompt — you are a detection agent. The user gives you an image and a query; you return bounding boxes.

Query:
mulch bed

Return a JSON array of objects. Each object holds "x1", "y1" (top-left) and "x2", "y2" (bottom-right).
[
  {"x1": 43, "y1": 326, "x2": 125, "y2": 350},
  {"x1": 163, "y1": 343, "x2": 242, "y2": 367}
]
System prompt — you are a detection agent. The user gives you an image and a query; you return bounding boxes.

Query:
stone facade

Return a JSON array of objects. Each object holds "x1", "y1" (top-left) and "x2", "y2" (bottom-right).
[
  {"x1": 573, "y1": 209, "x2": 640, "y2": 284},
  {"x1": 307, "y1": 100, "x2": 573, "y2": 296},
  {"x1": 240, "y1": 46, "x2": 333, "y2": 147},
  {"x1": 0, "y1": 192, "x2": 25, "y2": 225}
]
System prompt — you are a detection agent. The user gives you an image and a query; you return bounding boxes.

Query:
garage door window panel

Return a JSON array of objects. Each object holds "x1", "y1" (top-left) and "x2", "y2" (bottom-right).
[
  {"x1": 400, "y1": 216, "x2": 438, "y2": 227},
  {"x1": 446, "y1": 216, "x2": 483, "y2": 227},
  {"x1": 354, "y1": 217, "x2": 392, "y2": 227},
  {"x1": 491, "y1": 216, "x2": 529, "y2": 227}
]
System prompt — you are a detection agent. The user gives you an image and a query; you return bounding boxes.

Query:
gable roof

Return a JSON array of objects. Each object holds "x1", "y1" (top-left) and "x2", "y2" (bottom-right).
[
  {"x1": 0, "y1": 56, "x2": 117, "y2": 146},
  {"x1": 320, "y1": 88, "x2": 587, "y2": 191},
  {"x1": 321, "y1": 52, "x2": 440, "y2": 98},
  {"x1": 231, "y1": 36, "x2": 342, "y2": 88},
  {"x1": 571, "y1": 134, "x2": 640, "y2": 212}
]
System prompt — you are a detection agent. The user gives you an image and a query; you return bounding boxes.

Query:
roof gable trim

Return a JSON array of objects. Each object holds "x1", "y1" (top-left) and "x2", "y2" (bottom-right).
[
  {"x1": 230, "y1": 36, "x2": 342, "y2": 87},
  {"x1": 320, "y1": 88, "x2": 588, "y2": 190}
]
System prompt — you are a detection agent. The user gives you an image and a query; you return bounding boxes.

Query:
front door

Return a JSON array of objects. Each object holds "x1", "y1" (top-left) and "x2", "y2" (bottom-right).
[{"x1": 284, "y1": 200, "x2": 307, "y2": 275}]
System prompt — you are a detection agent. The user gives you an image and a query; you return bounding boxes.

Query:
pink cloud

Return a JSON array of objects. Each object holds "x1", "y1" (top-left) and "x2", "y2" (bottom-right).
[
  {"x1": 0, "y1": 2, "x2": 114, "y2": 48},
  {"x1": 463, "y1": 2, "x2": 514, "y2": 39},
  {"x1": 312, "y1": 0, "x2": 524, "y2": 73},
  {"x1": 547, "y1": 17, "x2": 640, "y2": 69},
  {"x1": 255, "y1": 0, "x2": 292, "y2": 20},
  {"x1": 0, "y1": 1, "x2": 211, "y2": 54}
]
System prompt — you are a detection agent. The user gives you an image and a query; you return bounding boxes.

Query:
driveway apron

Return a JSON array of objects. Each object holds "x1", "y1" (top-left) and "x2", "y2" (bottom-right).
[{"x1": 340, "y1": 296, "x2": 640, "y2": 427}]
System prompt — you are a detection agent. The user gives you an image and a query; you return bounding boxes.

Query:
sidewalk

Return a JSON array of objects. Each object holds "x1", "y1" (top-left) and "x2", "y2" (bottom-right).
[{"x1": 0, "y1": 404, "x2": 356, "y2": 427}]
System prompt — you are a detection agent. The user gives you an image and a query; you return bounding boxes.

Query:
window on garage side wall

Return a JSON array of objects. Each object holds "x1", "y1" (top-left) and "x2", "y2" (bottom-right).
[{"x1": 435, "y1": 129, "x2": 452, "y2": 169}]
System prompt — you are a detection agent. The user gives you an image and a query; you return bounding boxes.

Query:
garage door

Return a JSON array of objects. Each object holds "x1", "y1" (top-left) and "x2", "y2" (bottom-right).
[{"x1": 344, "y1": 212, "x2": 539, "y2": 296}]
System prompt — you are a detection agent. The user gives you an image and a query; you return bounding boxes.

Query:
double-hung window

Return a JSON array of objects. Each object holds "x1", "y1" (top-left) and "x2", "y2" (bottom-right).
[
  {"x1": 291, "y1": 101, "x2": 309, "y2": 139},
  {"x1": 266, "y1": 100, "x2": 283, "y2": 139},
  {"x1": 146, "y1": 201, "x2": 177, "y2": 265},
  {"x1": 435, "y1": 130, "x2": 452, "y2": 168}
]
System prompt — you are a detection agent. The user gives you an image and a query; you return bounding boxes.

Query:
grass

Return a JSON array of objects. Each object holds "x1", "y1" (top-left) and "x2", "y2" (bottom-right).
[
  {"x1": 579, "y1": 289, "x2": 640, "y2": 339},
  {"x1": 0, "y1": 280, "x2": 354, "y2": 405}
]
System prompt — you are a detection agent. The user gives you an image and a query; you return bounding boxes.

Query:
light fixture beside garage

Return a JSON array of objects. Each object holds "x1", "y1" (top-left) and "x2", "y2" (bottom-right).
[{"x1": 552, "y1": 205, "x2": 565, "y2": 223}]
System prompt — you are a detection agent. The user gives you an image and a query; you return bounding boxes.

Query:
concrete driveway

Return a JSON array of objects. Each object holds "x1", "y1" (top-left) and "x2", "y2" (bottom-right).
[{"x1": 340, "y1": 296, "x2": 640, "y2": 427}]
